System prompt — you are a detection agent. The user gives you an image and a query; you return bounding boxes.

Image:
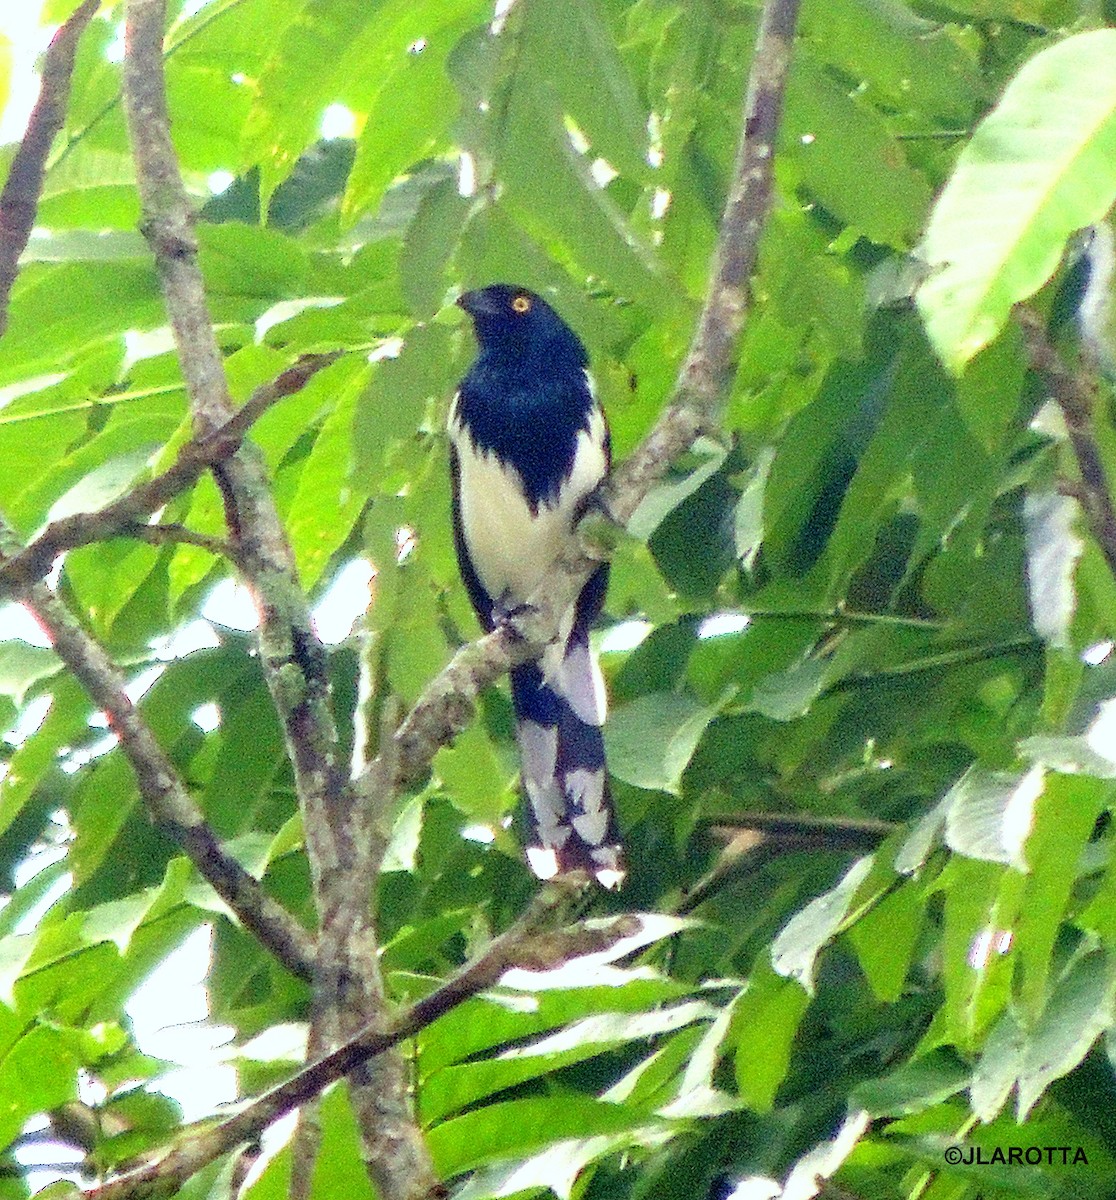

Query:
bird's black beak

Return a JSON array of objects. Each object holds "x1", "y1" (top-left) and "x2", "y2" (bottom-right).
[{"x1": 457, "y1": 289, "x2": 499, "y2": 318}]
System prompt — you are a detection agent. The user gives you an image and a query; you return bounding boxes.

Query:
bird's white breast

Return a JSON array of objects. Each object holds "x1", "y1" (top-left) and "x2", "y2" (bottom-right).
[{"x1": 449, "y1": 399, "x2": 607, "y2": 606}]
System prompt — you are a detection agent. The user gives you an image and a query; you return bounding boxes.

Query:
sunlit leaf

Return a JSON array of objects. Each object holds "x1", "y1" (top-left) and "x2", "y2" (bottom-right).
[
  {"x1": 771, "y1": 856, "x2": 874, "y2": 994},
  {"x1": 918, "y1": 30, "x2": 1116, "y2": 371},
  {"x1": 1016, "y1": 951, "x2": 1116, "y2": 1118}
]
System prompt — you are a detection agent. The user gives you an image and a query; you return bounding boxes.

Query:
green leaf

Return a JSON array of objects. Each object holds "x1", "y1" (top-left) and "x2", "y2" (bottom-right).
[
  {"x1": 0, "y1": 677, "x2": 91, "y2": 842},
  {"x1": 732, "y1": 962, "x2": 810, "y2": 1112},
  {"x1": 453, "y1": 1128, "x2": 668, "y2": 1200},
  {"x1": 1017, "y1": 951, "x2": 1116, "y2": 1118},
  {"x1": 800, "y1": 0, "x2": 983, "y2": 125},
  {"x1": 0, "y1": 1025, "x2": 80, "y2": 1149},
  {"x1": 771, "y1": 856, "x2": 874, "y2": 994},
  {"x1": 1, "y1": 263, "x2": 161, "y2": 389},
  {"x1": 352, "y1": 323, "x2": 458, "y2": 488},
  {"x1": 79, "y1": 859, "x2": 191, "y2": 954},
  {"x1": 416, "y1": 963, "x2": 688, "y2": 1078},
  {"x1": 427, "y1": 1095, "x2": 652, "y2": 1178},
  {"x1": 970, "y1": 1007, "x2": 1026, "y2": 1122},
  {"x1": 746, "y1": 656, "x2": 828, "y2": 722},
  {"x1": 781, "y1": 51, "x2": 931, "y2": 249},
  {"x1": 243, "y1": 1084, "x2": 376, "y2": 1200},
  {"x1": 201, "y1": 682, "x2": 286, "y2": 838},
  {"x1": 943, "y1": 766, "x2": 1041, "y2": 869},
  {"x1": 341, "y1": 42, "x2": 459, "y2": 224},
  {"x1": 423, "y1": 1000, "x2": 714, "y2": 1123},
  {"x1": 382, "y1": 793, "x2": 424, "y2": 873},
  {"x1": 1020, "y1": 733, "x2": 1116, "y2": 779},
  {"x1": 939, "y1": 856, "x2": 1024, "y2": 1050},
  {"x1": 853, "y1": 1049, "x2": 970, "y2": 1117},
  {"x1": 848, "y1": 878, "x2": 924, "y2": 1003},
  {"x1": 238, "y1": 0, "x2": 369, "y2": 203},
  {"x1": 434, "y1": 723, "x2": 512, "y2": 826},
  {"x1": 811, "y1": 330, "x2": 961, "y2": 596},
  {"x1": 659, "y1": 989, "x2": 740, "y2": 1118},
  {"x1": 733, "y1": 448, "x2": 774, "y2": 570},
  {"x1": 286, "y1": 358, "x2": 369, "y2": 588},
  {"x1": 604, "y1": 692, "x2": 718, "y2": 794},
  {"x1": 1015, "y1": 774, "x2": 1109, "y2": 1019},
  {"x1": 917, "y1": 30, "x2": 1116, "y2": 371},
  {"x1": 519, "y1": 0, "x2": 649, "y2": 182},
  {"x1": 0, "y1": 641, "x2": 61, "y2": 706},
  {"x1": 401, "y1": 177, "x2": 472, "y2": 318},
  {"x1": 0, "y1": 932, "x2": 40, "y2": 1007},
  {"x1": 197, "y1": 223, "x2": 309, "y2": 300},
  {"x1": 497, "y1": 73, "x2": 674, "y2": 313},
  {"x1": 627, "y1": 440, "x2": 728, "y2": 542},
  {"x1": 1023, "y1": 490, "x2": 1084, "y2": 649},
  {"x1": 602, "y1": 1026, "x2": 705, "y2": 1110}
]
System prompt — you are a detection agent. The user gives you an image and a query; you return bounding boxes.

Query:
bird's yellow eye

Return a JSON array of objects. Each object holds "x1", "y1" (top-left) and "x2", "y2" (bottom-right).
[{"x1": 512, "y1": 295, "x2": 531, "y2": 314}]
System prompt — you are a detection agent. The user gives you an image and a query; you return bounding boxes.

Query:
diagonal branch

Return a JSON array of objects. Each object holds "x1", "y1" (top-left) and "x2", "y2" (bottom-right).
[
  {"x1": 79, "y1": 884, "x2": 639, "y2": 1200},
  {"x1": 373, "y1": 0, "x2": 804, "y2": 800},
  {"x1": 606, "y1": 0, "x2": 802, "y2": 520},
  {"x1": 0, "y1": 559, "x2": 316, "y2": 981},
  {"x1": 0, "y1": 0, "x2": 101, "y2": 338},
  {"x1": 1016, "y1": 304, "x2": 1116, "y2": 580},
  {"x1": 0, "y1": 353, "x2": 340, "y2": 597}
]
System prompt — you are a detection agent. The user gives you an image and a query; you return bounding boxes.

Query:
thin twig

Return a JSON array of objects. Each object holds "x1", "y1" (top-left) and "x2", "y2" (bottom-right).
[
  {"x1": 1016, "y1": 305, "x2": 1116, "y2": 579},
  {"x1": 0, "y1": 0, "x2": 101, "y2": 338},
  {"x1": 700, "y1": 812, "x2": 896, "y2": 841},
  {"x1": 0, "y1": 354, "x2": 339, "y2": 596},
  {"x1": 115, "y1": 522, "x2": 241, "y2": 561},
  {"x1": 80, "y1": 884, "x2": 639, "y2": 1200},
  {"x1": 678, "y1": 814, "x2": 894, "y2": 915}
]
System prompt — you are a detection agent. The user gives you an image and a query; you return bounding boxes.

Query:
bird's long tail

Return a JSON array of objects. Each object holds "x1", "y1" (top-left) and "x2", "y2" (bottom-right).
[{"x1": 510, "y1": 634, "x2": 623, "y2": 887}]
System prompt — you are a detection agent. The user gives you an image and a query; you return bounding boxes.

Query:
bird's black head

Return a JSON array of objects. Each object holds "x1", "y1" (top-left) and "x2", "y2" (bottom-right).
[{"x1": 457, "y1": 284, "x2": 587, "y2": 367}]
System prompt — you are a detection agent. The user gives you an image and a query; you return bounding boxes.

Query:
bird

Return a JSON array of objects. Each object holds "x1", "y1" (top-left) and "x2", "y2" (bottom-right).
[{"x1": 449, "y1": 283, "x2": 624, "y2": 888}]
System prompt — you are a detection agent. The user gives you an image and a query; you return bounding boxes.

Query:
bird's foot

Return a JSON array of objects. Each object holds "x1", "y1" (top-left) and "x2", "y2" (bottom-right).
[{"x1": 493, "y1": 595, "x2": 538, "y2": 634}]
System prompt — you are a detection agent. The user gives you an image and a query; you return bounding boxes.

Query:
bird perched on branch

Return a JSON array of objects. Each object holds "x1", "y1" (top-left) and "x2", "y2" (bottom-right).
[{"x1": 449, "y1": 283, "x2": 623, "y2": 888}]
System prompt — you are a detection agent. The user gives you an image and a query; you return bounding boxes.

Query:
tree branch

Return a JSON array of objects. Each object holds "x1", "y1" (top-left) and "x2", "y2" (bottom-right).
[
  {"x1": 676, "y1": 814, "x2": 894, "y2": 915},
  {"x1": 79, "y1": 884, "x2": 639, "y2": 1200},
  {"x1": 0, "y1": 0, "x2": 101, "y2": 338},
  {"x1": 122, "y1": 4, "x2": 426, "y2": 1195},
  {"x1": 299, "y1": 698, "x2": 438, "y2": 1200},
  {"x1": 606, "y1": 0, "x2": 802, "y2": 520},
  {"x1": 123, "y1": 0, "x2": 343, "y2": 836},
  {"x1": 1016, "y1": 304, "x2": 1116, "y2": 580},
  {"x1": 0, "y1": 354, "x2": 339, "y2": 596},
  {"x1": 378, "y1": 0, "x2": 804, "y2": 798},
  {"x1": 701, "y1": 811, "x2": 896, "y2": 844},
  {"x1": 0, "y1": 558, "x2": 316, "y2": 981},
  {"x1": 114, "y1": 522, "x2": 241, "y2": 561}
]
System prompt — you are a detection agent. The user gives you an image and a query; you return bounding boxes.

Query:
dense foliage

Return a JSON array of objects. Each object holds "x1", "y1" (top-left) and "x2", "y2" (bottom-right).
[{"x1": 2, "y1": 0, "x2": 1116, "y2": 1198}]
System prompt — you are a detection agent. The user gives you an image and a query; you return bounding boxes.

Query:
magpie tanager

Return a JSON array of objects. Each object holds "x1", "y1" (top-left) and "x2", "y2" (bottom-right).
[{"x1": 450, "y1": 283, "x2": 624, "y2": 888}]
